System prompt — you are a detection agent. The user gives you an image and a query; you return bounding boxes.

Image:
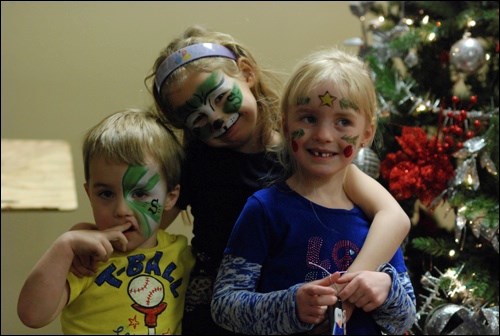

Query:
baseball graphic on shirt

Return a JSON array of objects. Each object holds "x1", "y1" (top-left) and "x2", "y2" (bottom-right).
[{"x1": 128, "y1": 275, "x2": 165, "y2": 307}]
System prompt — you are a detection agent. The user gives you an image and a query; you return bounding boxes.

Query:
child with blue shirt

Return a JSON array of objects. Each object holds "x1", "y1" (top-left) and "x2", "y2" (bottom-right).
[{"x1": 210, "y1": 47, "x2": 417, "y2": 335}]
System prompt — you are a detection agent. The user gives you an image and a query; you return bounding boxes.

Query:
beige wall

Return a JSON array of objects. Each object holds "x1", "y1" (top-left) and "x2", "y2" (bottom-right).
[{"x1": 1, "y1": 1, "x2": 368, "y2": 334}]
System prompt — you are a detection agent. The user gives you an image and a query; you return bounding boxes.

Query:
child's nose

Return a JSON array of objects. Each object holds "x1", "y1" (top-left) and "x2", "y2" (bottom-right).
[
  {"x1": 205, "y1": 108, "x2": 225, "y2": 130},
  {"x1": 212, "y1": 118, "x2": 224, "y2": 130},
  {"x1": 313, "y1": 123, "x2": 335, "y2": 142},
  {"x1": 115, "y1": 197, "x2": 133, "y2": 217}
]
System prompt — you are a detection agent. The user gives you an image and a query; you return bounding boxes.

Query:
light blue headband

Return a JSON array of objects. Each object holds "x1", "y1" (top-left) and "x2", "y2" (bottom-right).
[{"x1": 154, "y1": 43, "x2": 237, "y2": 94}]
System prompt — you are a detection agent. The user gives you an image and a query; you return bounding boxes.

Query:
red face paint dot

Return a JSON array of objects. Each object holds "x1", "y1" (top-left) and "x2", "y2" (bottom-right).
[
  {"x1": 343, "y1": 145, "x2": 353, "y2": 158},
  {"x1": 292, "y1": 140, "x2": 298, "y2": 153}
]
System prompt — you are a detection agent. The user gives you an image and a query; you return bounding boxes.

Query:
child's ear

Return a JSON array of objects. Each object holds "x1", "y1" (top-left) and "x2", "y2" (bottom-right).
[
  {"x1": 237, "y1": 58, "x2": 255, "y2": 87},
  {"x1": 163, "y1": 184, "x2": 180, "y2": 211},
  {"x1": 362, "y1": 123, "x2": 375, "y2": 147}
]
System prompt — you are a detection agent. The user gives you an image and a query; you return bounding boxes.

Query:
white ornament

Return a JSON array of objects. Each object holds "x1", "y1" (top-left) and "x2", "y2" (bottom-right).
[
  {"x1": 450, "y1": 37, "x2": 485, "y2": 73},
  {"x1": 352, "y1": 147, "x2": 380, "y2": 179}
]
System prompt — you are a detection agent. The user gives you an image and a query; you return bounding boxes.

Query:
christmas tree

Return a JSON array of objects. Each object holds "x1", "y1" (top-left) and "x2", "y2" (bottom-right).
[{"x1": 347, "y1": 1, "x2": 499, "y2": 334}]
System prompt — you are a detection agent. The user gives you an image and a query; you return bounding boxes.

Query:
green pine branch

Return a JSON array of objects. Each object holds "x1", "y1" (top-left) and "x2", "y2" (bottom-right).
[{"x1": 411, "y1": 236, "x2": 457, "y2": 257}]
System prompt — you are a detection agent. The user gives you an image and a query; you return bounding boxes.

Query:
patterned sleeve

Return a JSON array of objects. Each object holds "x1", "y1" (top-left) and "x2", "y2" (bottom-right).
[
  {"x1": 211, "y1": 254, "x2": 314, "y2": 335},
  {"x1": 372, "y1": 263, "x2": 417, "y2": 334}
]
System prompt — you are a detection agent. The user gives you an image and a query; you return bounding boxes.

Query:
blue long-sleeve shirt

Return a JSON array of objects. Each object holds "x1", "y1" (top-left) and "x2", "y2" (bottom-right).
[{"x1": 211, "y1": 182, "x2": 416, "y2": 334}]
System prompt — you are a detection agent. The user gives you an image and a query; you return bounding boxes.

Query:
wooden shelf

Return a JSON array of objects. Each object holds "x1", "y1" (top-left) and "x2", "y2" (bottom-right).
[{"x1": 1, "y1": 139, "x2": 78, "y2": 211}]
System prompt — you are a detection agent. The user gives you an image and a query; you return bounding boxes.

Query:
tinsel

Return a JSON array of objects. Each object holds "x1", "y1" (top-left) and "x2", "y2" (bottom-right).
[{"x1": 380, "y1": 126, "x2": 455, "y2": 206}]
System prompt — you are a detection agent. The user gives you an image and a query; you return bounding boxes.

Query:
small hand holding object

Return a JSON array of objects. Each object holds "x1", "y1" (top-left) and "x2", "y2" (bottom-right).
[
  {"x1": 327, "y1": 272, "x2": 347, "y2": 335},
  {"x1": 306, "y1": 264, "x2": 349, "y2": 334},
  {"x1": 296, "y1": 275, "x2": 338, "y2": 325},
  {"x1": 336, "y1": 270, "x2": 391, "y2": 312}
]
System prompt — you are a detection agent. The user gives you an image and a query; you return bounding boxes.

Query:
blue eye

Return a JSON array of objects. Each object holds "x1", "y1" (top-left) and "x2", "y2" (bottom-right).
[{"x1": 337, "y1": 119, "x2": 351, "y2": 127}]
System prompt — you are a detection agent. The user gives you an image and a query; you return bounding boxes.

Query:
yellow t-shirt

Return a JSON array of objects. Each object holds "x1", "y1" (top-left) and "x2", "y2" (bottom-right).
[{"x1": 61, "y1": 231, "x2": 194, "y2": 335}]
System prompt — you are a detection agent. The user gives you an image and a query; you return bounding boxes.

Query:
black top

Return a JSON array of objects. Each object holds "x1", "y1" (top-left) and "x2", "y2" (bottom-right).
[{"x1": 177, "y1": 140, "x2": 283, "y2": 269}]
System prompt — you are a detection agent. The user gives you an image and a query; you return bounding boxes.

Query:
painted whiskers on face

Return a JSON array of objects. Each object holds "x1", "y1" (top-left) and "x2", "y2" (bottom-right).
[{"x1": 176, "y1": 71, "x2": 242, "y2": 141}]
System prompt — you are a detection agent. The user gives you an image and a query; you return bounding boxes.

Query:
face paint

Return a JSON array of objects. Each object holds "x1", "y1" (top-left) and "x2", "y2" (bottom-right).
[
  {"x1": 319, "y1": 91, "x2": 337, "y2": 107},
  {"x1": 175, "y1": 71, "x2": 241, "y2": 141},
  {"x1": 291, "y1": 129, "x2": 304, "y2": 153},
  {"x1": 343, "y1": 145, "x2": 354, "y2": 158},
  {"x1": 122, "y1": 165, "x2": 164, "y2": 239},
  {"x1": 341, "y1": 134, "x2": 359, "y2": 158},
  {"x1": 341, "y1": 134, "x2": 359, "y2": 146},
  {"x1": 175, "y1": 72, "x2": 223, "y2": 121},
  {"x1": 223, "y1": 84, "x2": 242, "y2": 113},
  {"x1": 339, "y1": 97, "x2": 359, "y2": 111},
  {"x1": 296, "y1": 96, "x2": 310, "y2": 106}
]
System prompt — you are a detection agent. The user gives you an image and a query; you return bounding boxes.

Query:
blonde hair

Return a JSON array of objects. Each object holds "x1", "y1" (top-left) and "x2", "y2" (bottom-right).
[
  {"x1": 83, "y1": 108, "x2": 184, "y2": 191},
  {"x1": 145, "y1": 25, "x2": 282, "y2": 151},
  {"x1": 279, "y1": 47, "x2": 378, "y2": 177}
]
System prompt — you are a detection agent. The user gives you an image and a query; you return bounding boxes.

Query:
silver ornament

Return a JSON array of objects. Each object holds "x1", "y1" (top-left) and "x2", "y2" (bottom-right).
[
  {"x1": 404, "y1": 49, "x2": 419, "y2": 68},
  {"x1": 425, "y1": 304, "x2": 499, "y2": 335},
  {"x1": 474, "y1": 306, "x2": 499, "y2": 335},
  {"x1": 352, "y1": 147, "x2": 380, "y2": 179},
  {"x1": 450, "y1": 37, "x2": 486, "y2": 74},
  {"x1": 424, "y1": 304, "x2": 472, "y2": 335}
]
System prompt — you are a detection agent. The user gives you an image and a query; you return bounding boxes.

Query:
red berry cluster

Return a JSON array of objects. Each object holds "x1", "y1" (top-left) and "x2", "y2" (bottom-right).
[{"x1": 438, "y1": 95, "x2": 483, "y2": 152}]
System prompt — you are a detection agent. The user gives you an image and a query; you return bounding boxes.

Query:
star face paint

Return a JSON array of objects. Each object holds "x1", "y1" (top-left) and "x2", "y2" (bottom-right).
[
  {"x1": 122, "y1": 165, "x2": 164, "y2": 239},
  {"x1": 175, "y1": 71, "x2": 242, "y2": 141},
  {"x1": 319, "y1": 91, "x2": 337, "y2": 107}
]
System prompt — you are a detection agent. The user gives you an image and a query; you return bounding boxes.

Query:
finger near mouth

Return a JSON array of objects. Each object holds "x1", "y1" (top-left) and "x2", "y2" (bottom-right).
[{"x1": 122, "y1": 226, "x2": 135, "y2": 234}]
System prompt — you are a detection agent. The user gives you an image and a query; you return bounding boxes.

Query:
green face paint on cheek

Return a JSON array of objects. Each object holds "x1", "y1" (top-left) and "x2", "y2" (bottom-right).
[
  {"x1": 122, "y1": 165, "x2": 164, "y2": 239},
  {"x1": 341, "y1": 134, "x2": 359, "y2": 146},
  {"x1": 223, "y1": 83, "x2": 242, "y2": 113},
  {"x1": 291, "y1": 129, "x2": 305, "y2": 140},
  {"x1": 175, "y1": 72, "x2": 224, "y2": 124}
]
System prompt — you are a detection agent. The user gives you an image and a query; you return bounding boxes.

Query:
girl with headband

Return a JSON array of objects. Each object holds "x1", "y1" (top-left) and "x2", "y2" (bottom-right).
[{"x1": 147, "y1": 25, "x2": 411, "y2": 335}]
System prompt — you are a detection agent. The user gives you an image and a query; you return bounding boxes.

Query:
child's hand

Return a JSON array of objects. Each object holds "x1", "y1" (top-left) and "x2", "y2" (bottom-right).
[
  {"x1": 69, "y1": 222, "x2": 97, "y2": 231},
  {"x1": 71, "y1": 252, "x2": 96, "y2": 278},
  {"x1": 328, "y1": 272, "x2": 354, "y2": 321},
  {"x1": 296, "y1": 275, "x2": 338, "y2": 325},
  {"x1": 66, "y1": 223, "x2": 131, "y2": 277},
  {"x1": 336, "y1": 271, "x2": 391, "y2": 312},
  {"x1": 69, "y1": 223, "x2": 97, "y2": 277}
]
